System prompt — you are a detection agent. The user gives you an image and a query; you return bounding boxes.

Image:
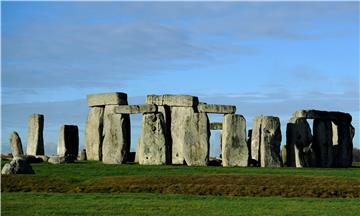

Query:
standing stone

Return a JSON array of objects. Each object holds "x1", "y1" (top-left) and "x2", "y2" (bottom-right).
[
  {"x1": 260, "y1": 116, "x2": 282, "y2": 167},
  {"x1": 138, "y1": 113, "x2": 168, "y2": 165},
  {"x1": 26, "y1": 114, "x2": 44, "y2": 156},
  {"x1": 286, "y1": 118, "x2": 313, "y2": 167},
  {"x1": 85, "y1": 107, "x2": 104, "y2": 160},
  {"x1": 313, "y1": 119, "x2": 333, "y2": 167},
  {"x1": 222, "y1": 114, "x2": 248, "y2": 167},
  {"x1": 57, "y1": 125, "x2": 79, "y2": 159},
  {"x1": 170, "y1": 107, "x2": 195, "y2": 164},
  {"x1": 281, "y1": 145, "x2": 287, "y2": 166},
  {"x1": 183, "y1": 112, "x2": 210, "y2": 166},
  {"x1": 79, "y1": 149, "x2": 87, "y2": 160},
  {"x1": 250, "y1": 116, "x2": 263, "y2": 166},
  {"x1": 102, "y1": 113, "x2": 130, "y2": 164},
  {"x1": 333, "y1": 122, "x2": 354, "y2": 167},
  {"x1": 9, "y1": 131, "x2": 24, "y2": 157}
]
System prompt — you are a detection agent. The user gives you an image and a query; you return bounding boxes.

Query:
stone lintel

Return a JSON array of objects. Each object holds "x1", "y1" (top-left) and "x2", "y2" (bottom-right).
[
  {"x1": 146, "y1": 94, "x2": 198, "y2": 107},
  {"x1": 293, "y1": 109, "x2": 352, "y2": 123},
  {"x1": 210, "y1": 122, "x2": 223, "y2": 130},
  {"x1": 197, "y1": 104, "x2": 236, "y2": 114},
  {"x1": 114, "y1": 104, "x2": 157, "y2": 114},
  {"x1": 87, "y1": 92, "x2": 128, "y2": 107}
]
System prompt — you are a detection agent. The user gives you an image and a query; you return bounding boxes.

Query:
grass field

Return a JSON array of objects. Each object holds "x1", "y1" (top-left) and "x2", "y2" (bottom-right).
[{"x1": 2, "y1": 160, "x2": 360, "y2": 215}]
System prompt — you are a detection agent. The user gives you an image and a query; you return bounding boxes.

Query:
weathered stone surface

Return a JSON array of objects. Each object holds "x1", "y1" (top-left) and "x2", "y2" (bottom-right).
[
  {"x1": 250, "y1": 116, "x2": 263, "y2": 165},
  {"x1": 79, "y1": 149, "x2": 87, "y2": 160},
  {"x1": 313, "y1": 119, "x2": 333, "y2": 167},
  {"x1": 114, "y1": 104, "x2": 157, "y2": 114},
  {"x1": 210, "y1": 122, "x2": 223, "y2": 130},
  {"x1": 57, "y1": 125, "x2": 79, "y2": 158},
  {"x1": 146, "y1": 95, "x2": 198, "y2": 107},
  {"x1": 48, "y1": 155, "x2": 75, "y2": 164},
  {"x1": 221, "y1": 114, "x2": 248, "y2": 167},
  {"x1": 26, "y1": 114, "x2": 44, "y2": 156},
  {"x1": 9, "y1": 131, "x2": 23, "y2": 157},
  {"x1": 260, "y1": 116, "x2": 282, "y2": 167},
  {"x1": 35, "y1": 155, "x2": 49, "y2": 162},
  {"x1": 85, "y1": 107, "x2": 104, "y2": 161},
  {"x1": 332, "y1": 122, "x2": 354, "y2": 167},
  {"x1": 170, "y1": 107, "x2": 195, "y2": 164},
  {"x1": 293, "y1": 109, "x2": 352, "y2": 123},
  {"x1": 87, "y1": 92, "x2": 128, "y2": 107},
  {"x1": 1, "y1": 157, "x2": 35, "y2": 175},
  {"x1": 183, "y1": 112, "x2": 210, "y2": 166},
  {"x1": 197, "y1": 104, "x2": 236, "y2": 114},
  {"x1": 286, "y1": 118, "x2": 314, "y2": 167},
  {"x1": 138, "y1": 113, "x2": 169, "y2": 165},
  {"x1": 102, "y1": 113, "x2": 130, "y2": 164},
  {"x1": 281, "y1": 145, "x2": 287, "y2": 166}
]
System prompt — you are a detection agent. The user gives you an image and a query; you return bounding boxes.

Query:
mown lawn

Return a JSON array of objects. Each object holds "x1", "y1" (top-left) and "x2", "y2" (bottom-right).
[{"x1": 2, "y1": 192, "x2": 360, "y2": 216}]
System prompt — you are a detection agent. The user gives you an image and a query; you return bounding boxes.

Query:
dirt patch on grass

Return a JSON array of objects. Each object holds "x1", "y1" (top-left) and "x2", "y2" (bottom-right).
[{"x1": 2, "y1": 174, "x2": 360, "y2": 198}]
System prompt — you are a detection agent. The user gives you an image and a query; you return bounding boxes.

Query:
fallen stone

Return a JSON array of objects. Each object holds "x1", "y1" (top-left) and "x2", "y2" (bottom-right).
[
  {"x1": 1, "y1": 157, "x2": 35, "y2": 175},
  {"x1": 183, "y1": 112, "x2": 210, "y2": 166},
  {"x1": 146, "y1": 94, "x2": 198, "y2": 107},
  {"x1": 221, "y1": 114, "x2": 248, "y2": 167},
  {"x1": 210, "y1": 122, "x2": 223, "y2": 130},
  {"x1": 26, "y1": 114, "x2": 45, "y2": 156},
  {"x1": 35, "y1": 155, "x2": 49, "y2": 162},
  {"x1": 138, "y1": 113, "x2": 169, "y2": 165},
  {"x1": 48, "y1": 155, "x2": 75, "y2": 164},
  {"x1": 23, "y1": 155, "x2": 44, "y2": 163},
  {"x1": 197, "y1": 104, "x2": 236, "y2": 114},
  {"x1": 102, "y1": 113, "x2": 130, "y2": 164},
  {"x1": 114, "y1": 104, "x2": 157, "y2": 114},
  {"x1": 79, "y1": 149, "x2": 87, "y2": 160},
  {"x1": 9, "y1": 131, "x2": 24, "y2": 157},
  {"x1": 85, "y1": 107, "x2": 104, "y2": 161},
  {"x1": 57, "y1": 125, "x2": 79, "y2": 158},
  {"x1": 260, "y1": 116, "x2": 282, "y2": 167},
  {"x1": 87, "y1": 92, "x2": 128, "y2": 107}
]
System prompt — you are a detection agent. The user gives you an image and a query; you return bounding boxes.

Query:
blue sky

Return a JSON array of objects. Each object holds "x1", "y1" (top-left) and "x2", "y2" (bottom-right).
[{"x1": 2, "y1": 2, "x2": 359, "y2": 156}]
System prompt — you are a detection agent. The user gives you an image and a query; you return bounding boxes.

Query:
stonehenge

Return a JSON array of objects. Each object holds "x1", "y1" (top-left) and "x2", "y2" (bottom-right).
[{"x1": 5, "y1": 93, "x2": 356, "y2": 169}]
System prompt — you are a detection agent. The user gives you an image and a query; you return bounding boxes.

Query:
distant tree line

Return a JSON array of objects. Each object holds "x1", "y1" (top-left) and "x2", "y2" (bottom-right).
[{"x1": 354, "y1": 148, "x2": 360, "y2": 162}]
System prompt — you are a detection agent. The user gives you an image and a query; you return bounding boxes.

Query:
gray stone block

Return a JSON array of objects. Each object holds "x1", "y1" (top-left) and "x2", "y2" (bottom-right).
[
  {"x1": 114, "y1": 104, "x2": 157, "y2": 114},
  {"x1": 85, "y1": 107, "x2": 104, "y2": 161},
  {"x1": 57, "y1": 125, "x2": 79, "y2": 158},
  {"x1": 197, "y1": 104, "x2": 236, "y2": 114},
  {"x1": 9, "y1": 131, "x2": 23, "y2": 157},
  {"x1": 146, "y1": 94, "x2": 198, "y2": 107},
  {"x1": 26, "y1": 114, "x2": 44, "y2": 156},
  {"x1": 87, "y1": 92, "x2": 128, "y2": 107}
]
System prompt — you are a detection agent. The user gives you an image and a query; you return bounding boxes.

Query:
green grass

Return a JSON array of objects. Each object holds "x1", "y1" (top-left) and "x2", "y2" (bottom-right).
[{"x1": 2, "y1": 192, "x2": 360, "y2": 216}]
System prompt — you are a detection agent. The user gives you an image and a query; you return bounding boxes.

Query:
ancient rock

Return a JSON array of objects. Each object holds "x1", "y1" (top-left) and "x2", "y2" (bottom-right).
[
  {"x1": 260, "y1": 116, "x2": 282, "y2": 167},
  {"x1": 102, "y1": 113, "x2": 130, "y2": 164},
  {"x1": 79, "y1": 149, "x2": 87, "y2": 160},
  {"x1": 210, "y1": 122, "x2": 223, "y2": 130},
  {"x1": 114, "y1": 104, "x2": 157, "y2": 114},
  {"x1": 197, "y1": 104, "x2": 236, "y2": 114},
  {"x1": 87, "y1": 92, "x2": 128, "y2": 107},
  {"x1": 35, "y1": 155, "x2": 49, "y2": 162},
  {"x1": 1, "y1": 157, "x2": 35, "y2": 175},
  {"x1": 57, "y1": 125, "x2": 79, "y2": 158},
  {"x1": 313, "y1": 119, "x2": 333, "y2": 167},
  {"x1": 221, "y1": 114, "x2": 248, "y2": 167},
  {"x1": 250, "y1": 116, "x2": 263, "y2": 166},
  {"x1": 48, "y1": 155, "x2": 75, "y2": 164},
  {"x1": 26, "y1": 114, "x2": 44, "y2": 156},
  {"x1": 183, "y1": 112, "x2": 210, "y2": 166},
  {"x1": 146, "y1": 95, "x2": 198, "y2": 107},
  {"x1": 23, "y1": 155, "x2": 44, "y2": 163},
  {"x1": 170, "y1": 107, "x2": 195, "y2": 164},
  {"x1": 9, "y1": 131, "x2": 23, "y2": 157},
  {"x1": 85, "y1": 107, "x2": 104, "y2": 160},
  {"x1": 281, "y1": 145, "x2": 287, "y2": 166},
  {"x1": 293, "y1": 109, "x2": 352, "y2": 123},
  {"x1": 138, "y1": 113, "x2": 169, "y2": 165},
  {"x1": 286, "y1": 118, "x2": 314, "y2": 167},
  {"x1": 332, "y1": 122, "x2": 353, "y2": 167}
]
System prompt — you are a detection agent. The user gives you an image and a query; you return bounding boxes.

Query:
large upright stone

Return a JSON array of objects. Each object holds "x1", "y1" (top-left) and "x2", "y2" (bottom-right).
[
  {"x1": 250, "y1": 116, "x2": 263, "y2": 165},
  {"x1": 260, "y1": 116, "x2": 282, "y2": 167},
  {"x1": 286, "y1": 118, "x2": 314, "y2": 167},
  {"x1": 170, "y1": 107, "x2": 195, "y2": 164},
  {"x1": 146, "y1": 95, "x2": 198, "y2": 107},
  {"x1": 26, "y1": 114, "x2": 44, "y2": 156},
  {"x1": 313, "y1": 119, "x2": 333, "y2": 167},
  {"x1": 138, "y1": 113, "x2": 169, "y2": 165},
  {"x1": 197, "y1": 104, "x2": 236, "y2": 114},
  {"x1": 221, "y1": 114, "x2": 248, "y2": 167},
  {"x1": 183, "y1": 112, "x2": 210, "y2": 166},
  {"x1": 102, "y1": 113, "x2": 130, "y2": 164},
  {"x1": 9, "y1": 131, "x2": 24, "y2": 157},
  {"x1": 87, "y1": 92, "x2": 128, "y2": 107},
  {"x1": 57, "y1": 125, "x2": 79, "y2": 158},
  {"x1": 85, "y1": 107, "x2": 104, "y2": 160}
]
